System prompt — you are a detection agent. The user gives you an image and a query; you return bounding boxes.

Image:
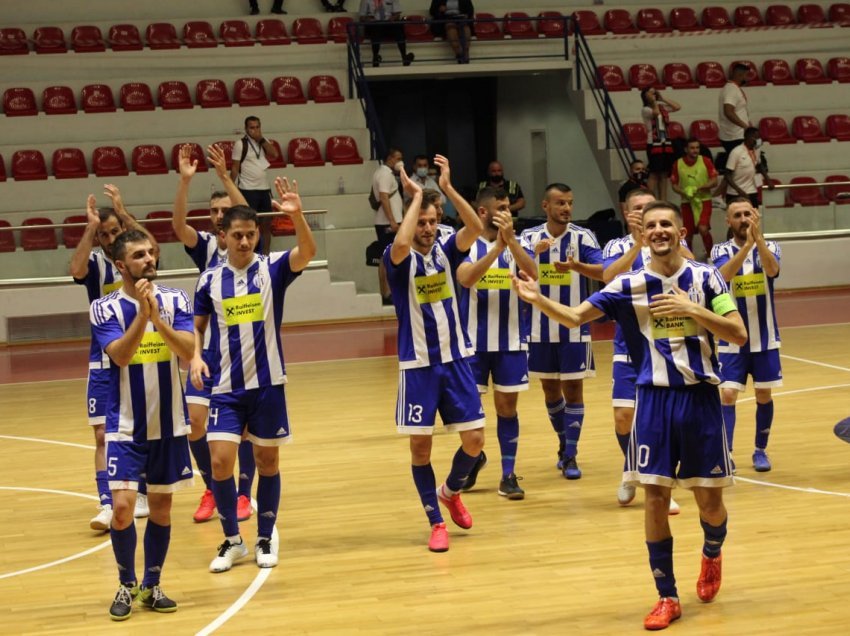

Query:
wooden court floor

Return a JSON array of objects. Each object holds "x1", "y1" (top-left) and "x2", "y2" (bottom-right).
[{"x1": 1, "y1": 323, "x2": 849, "y2": 635}]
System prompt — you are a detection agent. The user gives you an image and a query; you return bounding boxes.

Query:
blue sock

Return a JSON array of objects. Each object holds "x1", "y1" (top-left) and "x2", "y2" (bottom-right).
[
  {"x1": 445, "y1": 447, "x2": 481, "y2": 492},
  {"x1": 616, "y1": 432, "x2": 630, "y2": 457},
  {"x1": 211, "y1": 477, "x2": 240, "y2": 537},
  {"x1": 137, "y1": 477, "x2": 147, "y2": 496},
  {"x1": 755, "y1": 401, "x2": 774, "y2": 450},
  {"x1": 564, "y1": 403, "x2": 585, "y2": 457},
  {"x1": 189, "y1": 437, "x2": 212, "y2": 489},
  {"x1": 722, "y1": 404, "x2": 736, "y2": 453},
  {"x1": 546, "y1": 398, "x2": 567, "y2": 452},
  {"x1": 647, "y1": 537, "x2": 677, "y2": 598},
  {"x1": 411, "y1": 464, "x2": 443, "y2": 525},
  {"x1": 497, "y1": 415, "x2": 519, "y2": 476},
  {"x1": 110, "y1": 523, "x2": 137, "y2": 586},
  {"x1": 701, "y1": 517, "x2": 727, "y2": 558},
  {"x1": 256, "y1": 473, "x2": 281, "y2": 539},
  {"x1": 142, "y1": 520, "x2": 171, "y2": 588},
  {"x1": 96, "y1": 470, "x2": 113, "y2": 507},
  {"x1": 238, "y1": 440, "x2": 256, "y2": 498}
]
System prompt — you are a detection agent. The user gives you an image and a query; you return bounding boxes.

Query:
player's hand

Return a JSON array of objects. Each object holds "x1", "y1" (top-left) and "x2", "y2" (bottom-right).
[
  {"x1": 553, "y1": 257, "x2": 577, "y2": 273},
  {"x1": 178, "y1": 144, "x2": 198, "y2": 181},
  {"x1": 534, "y1": 238, "x2": 553, "y2": 255},
  {"x1": 748, "y1": 208, "x2": 762, "y2": 240},
  {"x1": 389, "y1": 221, "x2": 400, "y2": 233},
  {"x1": 493, "y1": 210, "x2": 514, "y2": 246},
  {"x1": 512, "y1": 270, "x2": 541, "y2": 304},
  {"x1": 86, "y1": 194, "x2": 99, "y2": 227},
  {"x1": 399, "y1": 164, "x2": 421, "y2": 198},
  {"x1": 103, "y1": 184, "x2": 125, "y2": 213},
  {"x1": 649, "y1": 286, "x2": 695, "y2": 317},
  {"x1": 135, "y1": 280, "x2": 153, "y2": 318},
  {"x1": 627, "y1": 210, "x2": 643, "y2": 240},
  {"x1": 190, "y1": 356, "x2": 210, "y2": 390},
  {"x1": 434, "y1": 154, "x2": 451, "y2": 191},
  {"x1": 272, "y1": 176, "x2": 303, "y2": 217},
  {"x1": 206, "y1": 144, "x2": 229, "y2": 180}
]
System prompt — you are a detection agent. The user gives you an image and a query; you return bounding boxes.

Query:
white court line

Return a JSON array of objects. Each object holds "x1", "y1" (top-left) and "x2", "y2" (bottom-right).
[
  {"x1": 195, "y1": 568, "x2": 273, "y2": 636},
  {"x1": 780, "y1": 354, "x2": 850, "y2": 374},
  {"x1": 0, "y1": 434, "x2": 94, "y2": 450},
  {"x1": 736, "y1": 476, "x2": 850, "y2": 498},
  {"x1": 737, "y1": 383, "x2": 850, "y2": 403}
]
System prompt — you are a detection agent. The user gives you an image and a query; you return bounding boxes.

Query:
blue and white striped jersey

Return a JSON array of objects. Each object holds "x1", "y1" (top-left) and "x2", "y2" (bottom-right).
[
  {"x1": 75, "y1": 249, "x2": 123, "y2": 369},
  {"x1": 436, "y1": 223, "x2": 456, "y2": 244},
  {"x1": 710, "y1": 240, "x2": 781, "y2": 353},
  {"x1": 185, "y1": 230, "x2": 227, "y2": 272},
  {"x1": 194, "y1": 252, "x2": 300, "y2": 393},
  {"x1": 588, "y1": 260, "x2": 734, "y2": 387},
  {"x1": 603, "y1": 235, "x2": 652, "y2": 360},
  {"x1": 460, "y1": 237, "x2": 527, "y2": 352},
  {"x1": 384, "y1": 233, "x2": 473, "y2": 369},
  {"x1": 90, "y1": 285, "x2": 193, "y2": 441},
  {"x1": 520, "y1": 223, "x2": 603, "y2": 343}
]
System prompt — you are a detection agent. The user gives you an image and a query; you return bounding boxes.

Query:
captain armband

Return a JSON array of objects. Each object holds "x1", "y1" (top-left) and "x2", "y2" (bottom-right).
[{"x1": 711, "y1": 293, "x2": 737, "y2": 316}]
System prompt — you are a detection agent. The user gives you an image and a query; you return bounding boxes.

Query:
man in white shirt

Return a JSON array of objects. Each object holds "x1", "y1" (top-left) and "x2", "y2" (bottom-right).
[
  {"x1": 725, "y1": 127, "x2": 771, "y2": 207},
  {"x1": 718, "y1": 64, "x2": 751, "y2": 155},
  {"x1": 372, "y1": 147, "x2": 404, "y2": 303}
]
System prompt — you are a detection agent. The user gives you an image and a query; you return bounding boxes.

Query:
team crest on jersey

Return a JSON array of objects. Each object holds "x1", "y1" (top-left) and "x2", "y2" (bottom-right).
[
  {"x1": 252, "y1": 271, "x2": 266, "y2": 289},
  {"x1": 158, "y1": 305, "x2": 173, "y2": 325},
  {"x1": 686, "y1": 283, "x2": 704, "y2": 306}
]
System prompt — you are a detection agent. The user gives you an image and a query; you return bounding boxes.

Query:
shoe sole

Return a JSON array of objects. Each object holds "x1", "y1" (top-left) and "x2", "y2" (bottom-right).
[
  {"x1": 142, "y1": 604, "x2": 178, "y2": 613},
  {"x1": 428, "y1": 545, "x2": 449, "y2": 553},
  {"x1": 210, "y1": 551, "x2": 249, "y2": 573},
  {"x1": 256, "y1": 560, "x2": 278, "y2": 568},
  {"x1": 109, "y1": 611, "x2": 132, "y2": 622},
  {"x1": 498, "y1": 491, "x2": 525, "y2": 500},
  {"x1": 193, "y1": 512, "x2": 218, "y2": 523},
  {"x1": 753, "y1": 466, "x2": 771, "y2": 472},
  {"x1": 91, "y1": 521, "x2": 110, "y2": 531},
  {"x1": 563, "y1": 471, "x2": 582, "y2": 480},
  {"x1": 645, "y1": 614, "x2": 680, "y2": 630},
  {"x1": 437, "y1": 498, "x2": 472, "y2": 530}
]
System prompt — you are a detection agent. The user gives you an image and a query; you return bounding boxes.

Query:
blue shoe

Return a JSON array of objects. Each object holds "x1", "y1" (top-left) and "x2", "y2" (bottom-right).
[
  {"x1": 752, "y1": 449, "x2": 772, "y2": 472},
  {"x1": 562, "y1": 456, "x2": 582, "y2": 480},
  {"x1": 835, "y1": 417, "x2": 850, "y2": 444}
]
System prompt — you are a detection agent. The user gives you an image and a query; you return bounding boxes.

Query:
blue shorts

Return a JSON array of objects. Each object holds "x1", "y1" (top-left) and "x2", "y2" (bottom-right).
[
  {"x1": 612, "y1": 359, "x2": 637, "y2": 407},
  {"x1": 106, "y1": 437, "x2": 194, "y2": 494},
  {"x1": 86, "y1": 367, "x2": 110, "y2": 426},
  {"x1": 396, "y1": 359, "x2": 486, "y2": 435},
  {"x1": 185, "y1": 350, "x2": 216, "y2": 406},
  {"x1": 624, "y1": 383, "x2": 734, "y2": 490},
  {"x1": 719, "y1": 348, "x2": 783, "y2": 391},
  {"x1": 471, "y1": 351, "x2": 529, "y2": 393},
  {"x1": 528, "y1": 342, "x2": 596, "y2": 380},
  {"x1": 208, "y1": 385, "x2": 292, "y2": 447}
]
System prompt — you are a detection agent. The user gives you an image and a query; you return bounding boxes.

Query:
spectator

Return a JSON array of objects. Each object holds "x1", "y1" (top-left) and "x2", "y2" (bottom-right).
[
  {"x1": 322, "y1": 1, "x2": 347, "y2": 11},
  {"x1": 372, "y1": 147, "x2": 405, "y2": 304},
  {"x1": 231, "y1": 116, "x2": 279, "y2": 254},
  {"x1": 671, "y1": 138, "x2": 719, "y2": 255},
  {"x1": 405, "y1": 155, "x2": 444, "y2": 204},
  {"x1": 641, "y1": 87, "x2": 681, "y2": 200},
  {"x1": 477, "y1": 161, "x2": 525, "y2": 216},
  {"x1": 430, "y1": 0, "x2": 474, "y2": 64},
  {"x1": 724, "y1": 127, "x2": 772, "y2": 207},
  {"x1": 359, "y1": 0, "x2": 415, "y2": 67},
  {"x1": 617, "y1": 159, "x2": 649, "y2": 216},
  {"x1": 249, "y1": 0, "x2": 285, "y2": 14},
  {"x1": 719, "y1": 63, "x2": 752, "y2": 155}
]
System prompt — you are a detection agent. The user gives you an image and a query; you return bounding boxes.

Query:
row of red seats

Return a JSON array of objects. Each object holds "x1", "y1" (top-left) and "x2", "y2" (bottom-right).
[
  {"x1": 0, "y1": 137, "x2": 363, "y2": 182},
  {"x1": 622, "y1": 114, "x2": 850, "y2": 149},
  {"x1": 2, "y1": 76, "x2": 343, "y2": 117},
  {"x1": 598, "y1": 57, "x2": 850, "y2": 91},
  {"x1": 782, "y1": 176, "x2": 850, "y2": 206},
  {"x1": 574, "y1": 4, "x2": 850, "y2": 36}
]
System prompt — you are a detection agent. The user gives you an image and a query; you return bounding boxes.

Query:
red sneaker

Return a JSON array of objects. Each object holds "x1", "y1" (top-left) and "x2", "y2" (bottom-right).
[
  {"x1": 193, "y1": 489, "x2": 216, "y2": 523},
  {"x1": 428, "y1": 523, "x2": 449, "y2": 552},
  {"x1": 644, "y1": 597, "x2": 682, "y2": 630},
  {"x1": 237, "y1": 495, "x2": 253, "y2": 522},
  {"x1": 697, "y1": 553, "x2": 722, "y2": 602},
  {"x1": 437, "y1": 487, "x2": 472, "y2": 529}
]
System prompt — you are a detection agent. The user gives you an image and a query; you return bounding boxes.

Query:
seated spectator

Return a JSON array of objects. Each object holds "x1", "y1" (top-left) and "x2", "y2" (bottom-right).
[
  {"x1": 429, "y1": 0, "x2": 474, "y2": 64},
  {"x1": 359, "y1": 0, "x2": 414, "y2": 67}
]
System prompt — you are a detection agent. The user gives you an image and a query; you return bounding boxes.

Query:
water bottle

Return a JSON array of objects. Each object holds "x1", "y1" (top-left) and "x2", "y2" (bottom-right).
[{"x1": 337, "y1": 176, "x2": 345, "y2": 194}]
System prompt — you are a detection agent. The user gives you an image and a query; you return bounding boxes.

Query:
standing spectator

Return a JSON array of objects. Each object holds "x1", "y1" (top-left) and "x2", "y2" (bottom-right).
[
  {"x1": 477, "y1": 161, "x2": 525, "y2": 216},
  {"x1": 671, "y1": 138, "x2": 718, "y2": 255},
  {"x1": 359, "y1": 0, "x2": 415, "y2": 67},
  {"x1": 641, "y1": 87, "x2": 681, "y2": 201},
  {"x1": 249, "y1": 0, "x2": 286, "y2": 15},
  {"x1": 405, "y1": 155, "x2": 443, "y2": 204},
  {"x1": 724, "y1": 127, "x2": 771, "y2": 207},
  {"x1": 372, "y1": 147, "x2": 405, "y2": 304},
  {"x1": 231, "y1": 116, "x2": 279, "y2": 254},
  {"x1": 618, "y1": 159, "x2": 649, "y2": 217},
  {"x1": 430, "y1": 0, "x2": 474, "y2": 64},
  {"x1": 718, "y1": 63, "x2": 752, "y2": 155}
]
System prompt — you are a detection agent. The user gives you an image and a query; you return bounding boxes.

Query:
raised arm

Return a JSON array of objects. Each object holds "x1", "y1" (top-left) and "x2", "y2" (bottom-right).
[
  {"x1": 173, "y1": 144, "x2": 200, "y2": 248},
  {"x1": 513, "y1": 271, "x2": 604, "y2": 328},
  {"x1": 103, "y1": 184, "x2": 159, "y2": 258},
  {"x1": 208, "y1": 144, "x2": 249, "y2": 207},
  {"x1": 69, "y1": 195, "x2": 99, "y2": 279},
  {"x1": 750, "y1": 209, "x2": 779, "y2": 278},
  {"x1": 497, "y1": 209, "x2": 536, "y2": 280},
  {"x1": 272, "y1": 177, "x2": 316, "y2": 272},
  {"x1": 390, "y1": 167, "x2": 423, "y2": 265},
  {"x1": 435, "y1": 154, "x2": 482, "y2": 252},
  {"x1": 603, "y1": 211, "x2": 643, "y2": 283}
]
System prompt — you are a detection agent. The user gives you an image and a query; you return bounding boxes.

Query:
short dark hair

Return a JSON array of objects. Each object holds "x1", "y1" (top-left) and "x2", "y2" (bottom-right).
[
  {"x1": 111, "y1": 229, "x2": 150, "y2": 262},
  {"x1": 413, "y1": 154, "x2": 429, "y2": 164},
  {"x1": 630, "y1": 159, "x2": 646, "y2": 169},
  {"x1": 97, "y1": 208, "x2": 120, "y2": 224},
  {"x1": 210, "y1": 190, "x2": 229, "y2": 202},
  {"x1": 476, "y1": 186, "x2": 508, "y2": 207},
  {"x1": 386, "y1": 146, "x2": 402, "y2": 160},
  {"x1": 222, "y1": 205, "x2": 258, "y2": 230},
  {"x1": 686, "y1": 137, "x2": 700, "y2": 146},
  {"x1": 544, "y1": 183, "x2": 572, "y2": 197},
  {"x1": 731, "y1": 63, "x2": 749, "y2": 75},
  {"x1": 744, "y1": 126, "x2": 759, "y2": 138},
  {"x1": 726, "y1": 196, "x2": 753, "y2": 208},
  {"x1": 422, "y1": 189, "x2": 443, "y2": 208},
  {"x1": 641, "y1": 200, "x2": 682, "y2": 222},
  {"x1": 624, "y1": 187, "x2": 655, "y2": 206},
  {"x1": 640, "y1": 86, "x2": 654, "y2": 107},
  {"x1": 244, "y1": 115, "x2": 260, "y2": 128}
]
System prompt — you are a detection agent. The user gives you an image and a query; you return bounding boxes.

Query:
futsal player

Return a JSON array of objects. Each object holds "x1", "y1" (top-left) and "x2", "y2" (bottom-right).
[
  {"x1": 171, "y1": 144, "x2": 258, "y2": 522},
  {"x1": 191, "y1": 176, "x2": 316, "y2": 572},
  {"x1": 90, "y1": 230, "x2": 195, "y2": 620},
  {"x1": 456, "y1": 188, "x2": 537, "y2": 499},
  {"x1": 384, "y1": 155, "x2": 485, "y2": 552},
  {"x1": 70, "y1": 187, "x2": 154, "y2": 531},
  {"x1": 519, "y1": 184, "x2": 603, "y2": 479},
  {"x1": 422, "y1": 188, "x2": 456, "y2": 243},
  {"x1": 514, "y1": 200, "x2": 747, "y2": 630},
  {"x1": 711, "y1": 199, "x2": 782, "y2": 472}
]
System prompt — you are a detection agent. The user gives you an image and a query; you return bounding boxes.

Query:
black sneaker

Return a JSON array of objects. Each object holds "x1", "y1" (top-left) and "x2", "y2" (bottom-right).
[
  {"x1": 372, "y1": 54, "x2": 382, "y2": 68},
  {"x1": 562, "y1": 456, "x2": 582, "y2": 480},
  {"x1": 109, "y1": 583, "x2": 138, "y2": 621},
  {"x1": 498, "y1": 473, "x2": 525, "y2": 500},
  {"x1": 139, "y1": 584, "x2": 178, "y2": 613},
  {"x1": 402, "y1": 52, "x2": 415, "y2": 66},
  {"x1": 249, "y1": 7, "x2": 260, "y2": 16},
  {"x1": 461, "y1": 451, "x2": 487, "y2": 492},
  {"x1": 556, "y1": 441, "x2": 565, "y2": 470}
]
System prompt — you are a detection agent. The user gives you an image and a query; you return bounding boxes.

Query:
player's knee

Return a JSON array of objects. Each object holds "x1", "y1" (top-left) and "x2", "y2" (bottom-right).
[
  {"x1": 493, "y1": 393, "x2": 517, "y2": 418},
  {"x1": 644, "y1": 486, "x2": 671, "y2": 514},
  {"x1": 720, "y1": 388, "x2": 738, "y2": 405},
  {"x1": 93, "y1": 425, "x2": 106, "y2": 449},
  {"x1": 253, "y1": 448, "x2": 279, "y2": 475},
  {"x1": 460, "y1": 429, "x2": 485, "y2": 454},
  {"x1": 754, "y1": 388, "x2": 772, "y2": 403},
  {"x1": 614, "y1": 409, "x2": 634, "y2": 434},
  {"x1": 112, "y1": 501, "x2": 134, "y2": 529},
  {"x1": 540, "y1": 381, "x2": 561, "y2": 401},
  {"x1": 563, "y1": 380, "x2": 583, "y2": 403},
  {"x1": 409, "y1": 436, "x2": 432, "y2": 463}
]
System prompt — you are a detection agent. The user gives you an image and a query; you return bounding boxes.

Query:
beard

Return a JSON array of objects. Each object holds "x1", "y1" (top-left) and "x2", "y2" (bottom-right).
[{"x1": 131, "y1": 268, "x2": 157, "y2": 283}]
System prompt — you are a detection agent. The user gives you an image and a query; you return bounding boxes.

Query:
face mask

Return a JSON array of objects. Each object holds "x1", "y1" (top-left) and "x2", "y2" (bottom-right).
[
  {"x1": 416, "y1": 167, "x2": 428, "y2": 178},
  {"x1": 634, "y1": 170, "x2": 648, "y2": 182},
  {"x1": 393, "y1": 160, "x2": 404, "y2": 173},
  {"x1": 753, "y1": 139, "x2": 763, "y2": 150}
]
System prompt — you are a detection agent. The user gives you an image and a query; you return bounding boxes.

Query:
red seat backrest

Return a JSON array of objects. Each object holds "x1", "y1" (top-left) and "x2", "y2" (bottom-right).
[
  {"x1": 121, "y1": 82, "x2": 155, "y2": 111},
  {"x1": 158, "y1": 81, "x2": 193, "y2": 109},
  {"x1": 43, "y1": 86, "x2": 77, "y2": 114},
  {"x1": 293, "y1": 18, "x2": 326, "y2": 43},
  {"x1": 220, "y1": 20, "x2": 254, "y2": 46},
  {"x1": 12, "y1": 150, "x2": 48, "y2": 180},
  {"x1": 256, "y1": 19, "x2": 291, "y2": 44},
  {"x1": 184, "y1": 21, "x2": 217, "y2": 47},
  {"x1": 287, "y1": 137, "x2": 323, "y2": 166},
  {"x1": 21, "y1": 217, "x2": 58, "y2": 250},
  {"x1": 696, "y1": 61, "x2": 726, "y2": 87},
  {"x1": 3, "y1": 88, "x2": 37, "y2": 116},
  {"x1": 636, "y1": 8, "x2": 670, "y2": 32},
  {"x1": 146, "y1": 22, "x2": 181, "y2": 49},
  {"x1": 766, "y1": 4, "x2": 796, "y2": 25},
  {"x1": 234, "y1": 77, "x2": 270, "y2": 105},
  {"x1": 108, "y1": 24, "x2": 143, "y2": 50},
  {"x1": 132, "y1": 145, "x2": 169, "y2": 174},
  {"x1": 62, "y1": 215, "x2": 88, "y2": 248},
  {"x1": 272, "y1": 76, "x2": 307, "y2": 104},
  {"x1": 52, "y1": 148, "x2": 88, "y2": 178},
  {"x1": 0, "y1": 27, "x2": 29, "y2": 54},
  {"x1": 33, "y1": 26, "x2": 67, "y2": 53},
  {"x1": 629, "y1": 64, "x2": 662, "y2": 90},
  {"x1": 670, "y1": 7, "x2": 702, "y2": 30},
  {"x1": 196, "y1": 79, "x2": 231, "y2": 107},
  {"x1": 798, "y1": 3, "x2": 827, "y2": 22},
  {"x1": 93, "y1": 146, "x2": 129, "y2": 176},
  {"x1": 82, "y1": 84, "x2": 117, "y2": 112},
  {"x1": 328, "y1": 16, "x2": 354, "y2": 43},
  {"x1": 71, "y1": 25, "x2": 105, "y2": 52},
  {"x1": 734, "y1": 6, "x2": 764, "y2": 26},
  {"x1": 308, "y1": 75, "x2": 343, "y2": 102}
]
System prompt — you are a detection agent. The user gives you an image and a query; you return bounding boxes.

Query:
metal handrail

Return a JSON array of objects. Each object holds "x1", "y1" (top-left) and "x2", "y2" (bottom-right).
[{"x1": 768, "y1": 180, "x2": 850, "y2": 192}]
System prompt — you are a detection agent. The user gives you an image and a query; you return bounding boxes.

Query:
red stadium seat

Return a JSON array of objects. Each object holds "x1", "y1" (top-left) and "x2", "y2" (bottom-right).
[
  {"x1": 828, "y1": 57, "x2": 850, "y2": 81},
  {"x1": 187, "y1": 209, "x2": 215, "y2": 233},
  {"x1": 763, "y1": 59, "x2": 798, "y2": 85},
  {"x1": 184, "y1": 21, "x2": 217, "y2": 48},
  {"x1": 826, "y1": 114, "x2": 850, "y2": 140},
  {"x1": 404, "y1": 15, "x2": 434, "y2": 41},
  {"x1": 667, "y1": 121, "x2": 686, "y2": 140},
  {"x1": 829, "y1": 3, "x2": 850, "y2": 24},
  {"x1": 537, "y1": 12, "x2": 567, "y2": 38},
  {"x1": 690, "y1": 120, "x2": 721, "y2": 147},
  {"x1": 696, "y1": 61, "x2": 726, "y2": 87},
  {"x1": 146, "y1": 23, "x2": 181, "y2": 49},
  {"x1": 0, "y1": 28, "x2": 29, "y2": 55},
  {"x1": 71, "y1": 25, "x2": 106, "y2": 52},
  {"x1": 21, "y1": 218, "x2": 58, "y2": 251},
  {"x1": 108, "y1": 24, "x2": 143, "y2": 51},
  {"x1": 221, "y1": 20, "x2": 254, "y2": 47},
  {"x1": 474, "y1": 13, "x2": 503, "y2": 39},
  {"x1": 271, "y1": 76, "x2": 307, "y2": 104},
  {"x1": 120, "y1": 82, "x2": 155, "y2": 111},
  {"x1": 52, "y1": 148, "x2": 88, "y2": 179},
  {"x1": 326, "y1": 136, "x2": 364, "y2": 165},
  {"x1": 43, "y1": 86, "x2": 77, "y2": 114},
  {"x1": 663, "y1": 63, "x2": 699, "y2": 89},
  {"x1": 0, "y1": 154, "x2": 5, "y2": 181},
  {"x1": 788, "y1": 177, "x2": 829, "y2": 205},
  {"x1": 766, "y1": 4, "x2": 796, "y2": 25},
  {"x1": 81, "y1": 84, "x2": 117, "y2": 113},
  {"x1": 621, "y1": 123, "x2": 647, "y2": 151},
  {"x1": 93, "y1": 146, "x2": 129, "y2": 177},
  {"x1": 3, "y1": 88, "x2": 37, "y2": 116},
  {"x1": 196, "y1": 79, "x2": 231, "y2": 108},
  {"x1": 293, "y1": 18, "x2": 327, "y2": 44},
  {"x1": 759, "y1": 117, "x2": 797, "y2": 144},
  {"x1": 798, "y1": 4, "x2": 827, "y2": 23},
  {"x1": 328, "y1": 17, "x2": 354, "y2": 43},
  {"x1": 171, "y1": 143, "x2": 208, "y2": 172},
  {"x1": 145, "y1": 211, "x2": 178, "y2": 243},
  {"x1": 572, "y1": 10, "x2": 605, "y2": 35},
  {"x1": 308, "y1": 75, "x2": 344, "y2": 103},
  {"x1": 734, "y1": 6, "x2": 764, "y2": 26},
  {"x1": 729, "y1": 60, "x2": 765, "y2": 87},
  {"x1": 0, "y1": 220, "x2": 15, "y2": 252},
  {"x1": 266, "y1": 140, "x2": 286, "y2": 168},
  {"x1": 287, "y1": 137, "x2": 324, "y2": 167},
  {"x1": 604, "y1": 9, "x2": 639, "y2": 34},
  {"x1": 33, "y1": 27, "x2": 67, "y2": 54},
  {"x1": 629, "y1": 64, "x2": 664, "y2": 90},
  {"x1": 793, "y1": 116, "x2": 830, "y2": 142},
  {"x1": 825, "y1": 175, "x2": 850, "y2": 202},
  {"x1": 234, "y1": 77, "x2": 270, "y2": 106},
  {"x1": 504, "y1": 12, "x2": 537, "y2": 38},
  {"x1": 12, "y1": 150, "x2": 48, "y2": 180},
  {"x1": 132, "y1": 145, "x2": 169, "y2": 175},
  {"x1": 670, "y1": 8, "x2": 704, "y2": 31},
  {"x1": 597, "y1": 65, "x2": 629, "y2": 91},
  {"x1": 256, "y1": 19, "x2": 291, "y2": 45},
  {"x1": 158, "y1": 81, "x2": 193, "y2": 109},
  {"x1": 62, "y1": 215, "x2": 88, "y2": 248},
  {"x1": 636, "y1": 9, "x2": 672, "y2": 33},
  {"x1": 795, "y1": 58, "x2": 831, "y2": 84},
  {"x1": 213, "y1": 140, "x2": 235, "y2": 169}
]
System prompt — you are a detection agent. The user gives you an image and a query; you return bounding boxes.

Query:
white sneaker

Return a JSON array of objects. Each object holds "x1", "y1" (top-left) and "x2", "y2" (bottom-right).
[
  {"x1": 668, "y1": 497, "x2": 681, "y2": 516},
  {"x1": 90, "y1": 504, "x2": 113, "y2": 532},
  {"x1": 134, "y1": 493, "x2": 149, "y2": 519},
  {"x1": 209, "y1": 539, "x2": 249, "y2": 573},
  {"x1": 255, "y1": 537, "x2": 279, "y2": 568},
  {"x1": 617, "y1": 481, "x2": 636, "y2": 506}
]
